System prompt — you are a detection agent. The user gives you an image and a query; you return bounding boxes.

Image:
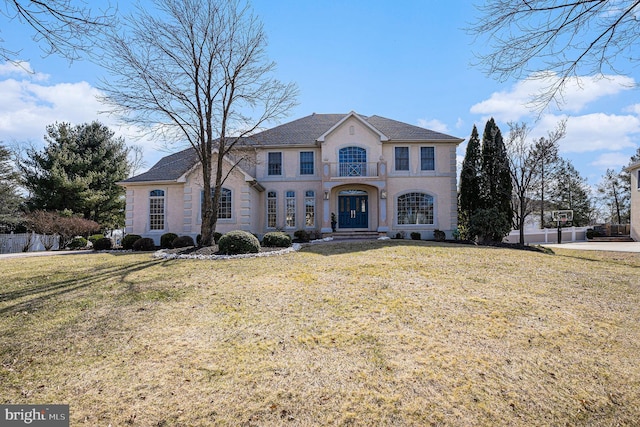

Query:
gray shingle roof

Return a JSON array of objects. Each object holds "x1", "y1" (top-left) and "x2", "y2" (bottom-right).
[{"x1": 121, "y1": 113, "x2": 462, "y2": 184}]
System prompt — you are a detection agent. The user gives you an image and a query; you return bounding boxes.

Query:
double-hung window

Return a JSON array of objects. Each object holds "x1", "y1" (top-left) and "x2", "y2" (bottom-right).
[
  {"x1": 304, "y1": 190, "x2": 315, "y2": 227},
  {"x1": 300, "y1": 151, "x2": 314, "y2": 175},
  {"x1": 267, "y1": 191, "x2": 277, "y2": 228},
  {"x1": 268, "y1": 152, "x2": 282, "y2": 176},
  {"x1": 421, "y1": 147, "x2": 435, "y2": 171},
  {"x1": 395, "y1": 147, "x2": 409, "y2": 171}
]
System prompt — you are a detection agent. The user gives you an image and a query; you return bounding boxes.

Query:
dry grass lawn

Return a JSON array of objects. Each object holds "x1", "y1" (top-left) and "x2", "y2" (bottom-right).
[{"x1": 1, "y1": 241, "x2": 639, "y2": 426}]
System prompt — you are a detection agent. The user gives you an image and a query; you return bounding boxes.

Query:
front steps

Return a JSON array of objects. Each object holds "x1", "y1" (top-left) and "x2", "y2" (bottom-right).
[{"x1": 329, "y1": 231, "x2": 383, "y2": 240}]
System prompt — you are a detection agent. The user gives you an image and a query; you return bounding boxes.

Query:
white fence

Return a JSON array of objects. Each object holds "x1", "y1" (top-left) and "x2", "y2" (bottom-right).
[
  {"x1": 0, "y1": 233, "x2": 60, "y2": 254},
  {"x1": 504, "y1": 227, "x2": 589, "y2": 245}
]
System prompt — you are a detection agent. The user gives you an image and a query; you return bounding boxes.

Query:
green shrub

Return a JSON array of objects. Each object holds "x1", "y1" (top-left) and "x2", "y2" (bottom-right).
[
  {"x1": 88, "y1": 234, "x2": 105, "y2": 245},
  {"x1": 434, "y1": 229, "x2": 446, "y2": 242},
  {"x1": 293, "y1": 230, "x2": 310, "y2": 242},
  {"x1": 93, "y1": 237, "x2": 113, "y2": 251},
  {"x1": 172, "y1": 235, "x2": 195, "y2": 248},
  {"x1": 196, "y1": 232, "x2": 222, "y2": 246},
  {"x1": 262, "y1": 231, "x2": 292, "y2": 248},
  {"x1": 160, "y1": 232, "x2": 178, "y2": 249},
  {"x1": 586, "y1": 229, "x2": 601, "y2": 239},
  {"x1": 67, "y1": 237, "x2": 88, "y2": 249},
  {"x1": 218, "y1": 230, "x2": 260, "y2": 255},
  {"x1": 132, "y1": 237, "x2": 156, "y2": 251},
  {"x1": 410, "y1": 232, "x2": 421, "y2": 240},
  {"x1": 468, "y1": 207, "x2": 511, "y2": 244},
  {"x1": 122, "y1": 234, "x2": 142, "y2": 250}
]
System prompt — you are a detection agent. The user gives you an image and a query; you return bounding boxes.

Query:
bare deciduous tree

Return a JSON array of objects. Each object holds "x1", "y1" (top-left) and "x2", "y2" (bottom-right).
[
  {"x1": 1, "y1": 0, "x2": 115, "y2": 63},
  {"x1": 506, "y1": 121, "x2": 565, "y2": 244},
  {"x1": 100, "y1": 0, "x2": 297, "y2": 246},
  {"x1": 469, "y1": 0, "x2": 640, "y2": 108}
]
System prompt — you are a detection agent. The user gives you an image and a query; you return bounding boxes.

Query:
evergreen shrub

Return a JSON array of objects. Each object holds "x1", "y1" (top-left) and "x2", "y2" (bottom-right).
[
  {"x1": 122, "y1": 234, "x2": 142, "y2": 250},
  {"x1": 67, "y1": 237, "x2": 88, "y2": 249},
  {"x1": 410, "y1": 232, "x2": 421, "y2": 240},
  {"x1": 262, "y1": 231, "x2": 292, "y2": 247},
  {"x1": 160, "y1": 232, "x2": 178, "y2": 249},
  {"x1": 293, "y1": 230, "x2": 310, "y2": 242},
  {"x1": 132, "y1": 237, "x2": 156, "y2": 251},
  {"x1": 88, "y1": 234, "x2": 105, "y2": 245},
  {"x1": 218, "y1": 230, "x2": 260, "y2": 255},
  {"x1": 93, "y1": 238, "x2": 113, "y2": 251},
  {"x1": 434, "y1": 229, "x2": 446, "y2": 241},
  {"x1": 172, "y1": 235, "x2": 195, "y2": 248}
]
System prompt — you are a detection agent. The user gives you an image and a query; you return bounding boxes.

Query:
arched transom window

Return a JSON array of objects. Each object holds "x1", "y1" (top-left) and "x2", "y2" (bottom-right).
[
  {"x1": 339, "y1": 146, "x2": 367, "y2": 177},
  {"x1": 397, "y1": 192, "x2": 434, "y2": 225}
]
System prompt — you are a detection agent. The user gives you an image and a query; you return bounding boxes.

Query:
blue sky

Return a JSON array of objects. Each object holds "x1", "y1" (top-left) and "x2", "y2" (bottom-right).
[{"x1": 1, "y1": 0, "x2": 638, "y2": 187}]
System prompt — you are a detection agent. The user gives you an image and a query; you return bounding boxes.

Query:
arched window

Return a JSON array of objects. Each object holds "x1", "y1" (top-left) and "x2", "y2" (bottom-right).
[
  {"x1": 397, "y1": 192, "x2": 434, "y2": 225},
  {"x1": 339, "y1": 146, "x2": 367, "y2": 176},
  {"x1": 201, "y1": 187, "x2": 232, "y2": 219},
  {"x1": 305, "y1": 190, "x2": 315, "y2": 227},
  {"x1": 149, "y1": 189, "x2": 165, "y2": 230},
  {"x1": 267, "y1": 191, "x2": 277, "y2": 228},
  {"x1": 285, "y1": 190, "x2": 296, "y2": 228}
]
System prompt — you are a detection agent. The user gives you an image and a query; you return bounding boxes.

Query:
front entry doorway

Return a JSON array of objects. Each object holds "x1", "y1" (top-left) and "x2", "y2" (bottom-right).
[{"x1": 338, "y1": 191, "x2": 368, "y2": 229}]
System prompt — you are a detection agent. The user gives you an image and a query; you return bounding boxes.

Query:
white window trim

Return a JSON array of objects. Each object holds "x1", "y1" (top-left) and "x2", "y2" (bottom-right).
[
  {"x1": 394, "y1": 190, "x2": 437, "y2": 228},
  {"x1": 148, "y1": 188, "x2": 167, "y2": 233}
]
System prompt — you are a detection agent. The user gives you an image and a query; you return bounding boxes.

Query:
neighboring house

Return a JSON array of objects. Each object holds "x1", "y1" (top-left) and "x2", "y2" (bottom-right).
[
  {"x1": 628, "y1": 161, "x2": 640, "y2": 241},
  {"x1": 119, "y1": 112, "x2": 464, "y2": 244}
]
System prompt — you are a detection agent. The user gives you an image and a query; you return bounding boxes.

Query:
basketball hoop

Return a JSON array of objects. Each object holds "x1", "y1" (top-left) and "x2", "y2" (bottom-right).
[{"x1": 551, "y1": 210, "x2": 574, "y2": 244}]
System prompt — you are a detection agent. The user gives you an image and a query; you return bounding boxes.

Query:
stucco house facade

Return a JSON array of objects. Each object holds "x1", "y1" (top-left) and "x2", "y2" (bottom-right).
[
  {"x1": 628, "y1": 161, "x2": 640, "y2": 241},
  {"x1": 119, "y1": 112, "x2": 464, "y2": 244}
]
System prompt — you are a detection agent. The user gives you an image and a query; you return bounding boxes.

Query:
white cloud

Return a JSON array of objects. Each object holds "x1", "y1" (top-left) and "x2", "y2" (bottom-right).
[
  {"x1": 417, "y1": 118, "x2": 449, "y2": 133},
  {"x1": 0, "y1": 61, "x2": 50, "y2": 81},
  {"x1": 590, "y1": 152, "x2": 633, "y2": 169},
  {"x1": 470, "y1": 73, "x2": 635, "y2": 122},
  {"x1": 560, "y1": 113, "x2": 640, "y2": 153},
  {"x1": 0, "y1": 74, "x2": 163, "y2": 171},
  {"x1": 624, "y1": 103, "x2": 640, "y2": 115},
  {"x1": 455, "y1": 117, "x2": 464, "y2": 129}
]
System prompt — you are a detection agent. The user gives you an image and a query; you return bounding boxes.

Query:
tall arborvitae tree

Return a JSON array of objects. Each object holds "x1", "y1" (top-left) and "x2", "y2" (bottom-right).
[
  {"x1": 458, "y1": 125, "x2": 482, "y2": 236},
  {"x1": 21, "y1": 122, "x2": 132, "y2": 228},
  {"x1": 479, "y1": 118, "x2": 512, "y2": 241}
]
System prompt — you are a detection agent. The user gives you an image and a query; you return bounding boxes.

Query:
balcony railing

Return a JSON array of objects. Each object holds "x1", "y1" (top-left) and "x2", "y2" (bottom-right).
[{"x1": 327, "y1": 162, "x2": 379, "y2": 178}]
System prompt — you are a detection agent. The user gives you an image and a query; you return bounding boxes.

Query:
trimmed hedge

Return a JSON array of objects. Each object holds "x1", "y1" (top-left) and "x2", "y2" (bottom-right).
[
  {"x1": 132, "y1": 237, "x2": 156, "y2": 251},
  {"x1": 122, "y1": 234, "x2": 142, "y2": 250},
  {"x1": 434, "y1": 229, "x2": 446, "y2": 242},
  {"x1": 172, "y1": 235, "x2": 195, "y2": 248},
  {"x1": 88, "y1": 234, "x2": 105, "y2": 245},
  {"x1": 93, "y1": 237, "x2": 113, "y2": 251},
  {"x1": 218, "y1": 230, "x2": 260, "y2": 255},
  {"x1": 262, "y1": 231, "x2": 292, "y2": 248},
  {"x1": 293, "y1": 230, "x2": 310, "y2": 243},
  {"x1": 160, "y1": 232, "x2": 178, "y2": 249},
  {"x1": 410, "y1": 232, "x2": 421, "y2": 241},
  {"x1": 67, "y1": 237, "x2": 88, "y2": 249}
]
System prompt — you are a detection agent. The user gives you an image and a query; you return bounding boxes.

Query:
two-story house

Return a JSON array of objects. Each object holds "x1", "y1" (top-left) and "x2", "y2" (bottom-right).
[{"x1": 119, "y1": 112, "x2": 464, "y2": 244}]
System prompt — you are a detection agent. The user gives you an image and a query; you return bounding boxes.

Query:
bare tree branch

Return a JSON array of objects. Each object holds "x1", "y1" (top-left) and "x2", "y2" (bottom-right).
[{"x1": 469, "y1": 0, "x2": 640, "y2": 109}]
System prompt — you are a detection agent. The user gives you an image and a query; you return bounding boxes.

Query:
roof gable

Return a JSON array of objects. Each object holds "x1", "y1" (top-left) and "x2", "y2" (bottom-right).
[{"x1": 317, "y1": 111, "x2": 389, "y2": 143}]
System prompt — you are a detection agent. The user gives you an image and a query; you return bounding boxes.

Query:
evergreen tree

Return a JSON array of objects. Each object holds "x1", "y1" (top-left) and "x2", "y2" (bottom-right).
[
  {"x1": 479, "y1": 118, "x2": 512, "y2": 241},
  {"x1": 549, "y1": 158, "x2": 594, "y2": 227},
  {"x1": 597, "y1": 168, "x2": 629, "y2": 224},
  {"x1": 458, "y1": 125, "x2": 482, "y2": 236},
  {"x1": 0, "y1": 144, "x2": 23, "y2": 232},
  {"x1": 21, "y1": 122, "x2": 132, "y2": 228}
]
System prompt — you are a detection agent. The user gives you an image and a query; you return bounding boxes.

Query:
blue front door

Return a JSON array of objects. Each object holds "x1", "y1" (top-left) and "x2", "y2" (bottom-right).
[{"x1": 338, "y1": 195, "x2": 368, "y2": 228}]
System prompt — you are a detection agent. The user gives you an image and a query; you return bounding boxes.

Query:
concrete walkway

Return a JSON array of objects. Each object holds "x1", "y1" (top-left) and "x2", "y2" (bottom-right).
[{"x1": 542, "y1": 241, "x2": 640, "y2": 253}]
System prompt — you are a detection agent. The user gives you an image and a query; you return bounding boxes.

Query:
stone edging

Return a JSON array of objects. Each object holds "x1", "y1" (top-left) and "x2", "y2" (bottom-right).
[{"x1": 152, "y1": 243, "x2": 303, "y2": 260}]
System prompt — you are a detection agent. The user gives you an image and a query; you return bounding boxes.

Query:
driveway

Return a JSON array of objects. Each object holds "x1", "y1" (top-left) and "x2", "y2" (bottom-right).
[
  {"x1": 0, "y1": 250, "x2": 94, "y2": 260},
  {"x1": 542, "y1": 241, "x2": 640, "y2": 253}
]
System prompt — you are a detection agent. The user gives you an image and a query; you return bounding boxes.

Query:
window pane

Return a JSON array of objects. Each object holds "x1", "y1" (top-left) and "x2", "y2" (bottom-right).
[
  {"x1": 397, "y1": 192, "x2": 433, "y2": 225},
  {"x1": 421, "y1": 147, "x2": 435, "y2": 171},
  {"x1": 286, "y1": 191, "x2": 295, "y2": 228},
  {"x1": 149, "y1": 190, "x2": 165, "y2": 230},
  {"x1": 267, "y1": 191, "x2": 277, "y2": 228},
  {"x1": 300, "y1": 151, "x2": 314, "y2": 175},
  {"x1": 268, "y1": 152, "x2": 282, "y2": 175},
  {"x1": 395, "y1": 147, "x2": 409, "y2": 171},
  {"x1": 339, "y1": 146, "x2": 367, "y2": 176},
  {"x1": 305, "y1": 191, "x2": 315, "y2": 227}
]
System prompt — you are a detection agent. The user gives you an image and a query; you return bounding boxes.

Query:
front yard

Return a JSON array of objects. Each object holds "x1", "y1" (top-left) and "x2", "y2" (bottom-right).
[{"x1": 1, "y1": 241, "x2": 639, "y2": 426}]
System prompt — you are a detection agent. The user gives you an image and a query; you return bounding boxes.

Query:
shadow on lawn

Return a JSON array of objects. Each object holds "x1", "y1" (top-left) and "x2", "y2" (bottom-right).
[{"x1": 0, "y1": 259, "x2": 162, "y2": 315}]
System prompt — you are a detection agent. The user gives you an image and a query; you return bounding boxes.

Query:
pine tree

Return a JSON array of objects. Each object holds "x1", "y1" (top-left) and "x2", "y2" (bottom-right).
[
  {"x1": 0, "y1": 144, "x2": 23, "y2": 232},
  {"x1": 549, "y1": 158, "x2": 594, "y2": 226},
  {"x1": 458, "y1": 125, "x2": 482, "y2": 236},
  {"x1": 479, "y1": 118, "x2": 512, "y2": 241},
  {"x1": 21, "y1": 122, "x2": 132, "y2": 228}
]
